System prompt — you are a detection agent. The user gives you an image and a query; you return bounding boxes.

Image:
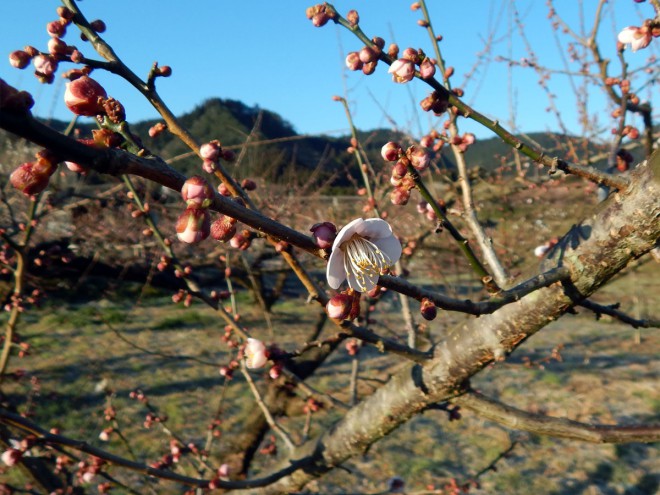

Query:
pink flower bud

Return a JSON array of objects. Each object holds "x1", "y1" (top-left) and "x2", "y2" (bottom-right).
[
  {"x1": 362, "y1": 61, "x2": 377, "y2": 75},
  {"x1": 33, "y1": 54, "x2": 58, "y2": 77},
  {"x1": 346, "y1": 9, "x2": 359, "y2": 26},
  {"x1": 48, "y1": 37, "x2": 67, "y2": 56},
  {"x1": 176, "y1": 207, "x2": 210, "y2": 244},
  {"x1": 200, "y1": 140, "x2": 221, "y2": 162},
  {"x1": 402, "y1": 47, "x2": 420, "y2": 63},
  {"x1": 9, "y1": 50, "x2": 31, "y2": 69},
  {"x1": 326, "y1": 293, "x2": 352, "y2": 319},
  {"x1": 359, "y1": 46, "x2": 377, "y2": 63},
  {"x1": 244, "y1": 338, "x2": 268, "y2": 369},
  {"x1": 310, "y1": 222, "x2": 337, "y2": 249},
  {"x1": 181, "y1": 175, "x2": 214, "y2": 208},
  {"x1": 420, "y1": 298, "x2": 437, "y2": 321},
  {"x1": 65, "y1": 161, "x2": 88, "y2": 174},
  {"x1": 419, "y1": 58, "x2": 436, "y2": 79},
  {"x1": 149, "y1": 122, "x2": 167, "y2": 138},
  {"x1": 64, "y1": 76, "x2": 107, "y2": 116},
  {"x1": 217, "y1": 463, "x2": 230, "y2": 478},
  {"x1": 345, "y1": 51, "x2": 363, "y2": 71},
  {"x1": 1, "y1": 448, "x2": 22, "y2": 467},
  {"x1": 407, "y1": 145, "x2": 430, "y2": 171},
  {"x1": 269, "y1": 363, "x2": 283, "y2": 379},
  {"x1": 388, "y1": 58, "x2": 415, "y2": 83},
  {"x1": 381, "y1": 141, "x2": 402, "y2": 162},
  {"x1": 390, "y1": 187, "x2": 411, "y2": 205},
  {"x1": 210, "y1": 215, "x2": 237, "y2": 242},
  {"x1": 47, "y1": 20, "x2": 67, "y2": 38}
]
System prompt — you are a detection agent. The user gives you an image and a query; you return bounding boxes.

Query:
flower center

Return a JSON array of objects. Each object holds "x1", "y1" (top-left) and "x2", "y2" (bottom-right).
[{"x1": 342, "y1": 234, "x2": 393, "y2": 291}]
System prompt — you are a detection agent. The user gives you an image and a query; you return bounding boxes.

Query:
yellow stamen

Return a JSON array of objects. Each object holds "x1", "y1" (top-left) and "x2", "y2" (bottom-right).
[{"x1": 342, "y1": 234, "x2": 393, "y2": 291}]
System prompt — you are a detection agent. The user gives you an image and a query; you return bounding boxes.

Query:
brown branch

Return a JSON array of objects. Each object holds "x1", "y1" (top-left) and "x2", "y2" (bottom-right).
[
  {"x1": 222, "y1": 151, "x2": 660, "y2": 494},
  {"x1": 577, "y1": 299, "x2": 660, "y2": 328},
  {"x1": 0, "y1": 408, "x2": 306, "y2": 490},
  {"x1": 453, "y1": 390, "x2": 660, "y2": 443}
]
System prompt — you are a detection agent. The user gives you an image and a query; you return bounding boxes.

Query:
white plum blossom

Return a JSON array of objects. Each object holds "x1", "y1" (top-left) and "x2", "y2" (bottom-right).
[
  {"x1": 244, "y1": 338, "x2": 268, "y2": 369},
  {"x1": 617, "y1": 26, "x2": 651, "y2": 52},
  {"x1": 326, "y1": 218, "x2": 402, "y2": 292}
]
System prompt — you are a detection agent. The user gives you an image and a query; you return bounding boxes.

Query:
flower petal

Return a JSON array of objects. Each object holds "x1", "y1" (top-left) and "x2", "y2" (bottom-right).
[
  {"x1": 332, "y1": 218, "x2": 364, "y2": 249},
  {"x1": 373, "y1": 235, "x2": 402, "y2": 265},
  {"x1": 354, "y1": 218, "x2": 393, "y2": 240},
  {"x1": 346, "y1": 266, "x2": 380, "y2": 293},
  {"x1": 326, "y1": 247, "x2": 347, "y2": 289}
]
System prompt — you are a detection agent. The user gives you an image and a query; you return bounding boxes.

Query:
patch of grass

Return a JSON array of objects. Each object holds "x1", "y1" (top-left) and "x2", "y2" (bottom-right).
[{"x1": 153, "y1": 312, "x2": 216, "y2": 330}]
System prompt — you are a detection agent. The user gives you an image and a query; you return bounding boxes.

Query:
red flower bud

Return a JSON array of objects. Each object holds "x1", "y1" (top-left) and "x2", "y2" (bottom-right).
[
  {"x1": 420, "y1": 298, "x2": 437, "y2": 320},
  {"x1": 310, "y1": 221, "x2": 337, "y2": 249},
  {"x1": 241, "y1": 178, "x2": 257, "y2": 191},
  {"x1": 48, "y1": 37, "x2": 68, "y2": 56},
  {"x1": 200, "y1": 140, "x2": 221, "y2": 162},
  {"x1": 381, "y1": 141, "x2": 402, "y2": 162},
  {"x1": 210, "y1": 215, "x2": 237, "y2": 242},
  {"x1": 10, "y1": 162, "x2": 55, "y2": 196},
  {"x1": 326, "y1": 293, "x2": 353, "y2": 319},
  {"x1": 346, "y1": 9, "x2": 359, "y2": 26},
  {"x1": 64, "y1": 76, "x2": 107, "y2": 116},
  {"x1": 9, "y1": 50, "x2": 31, "y2": 69},
  {"x1": 90, "y1": 19, "x2": 107, "y2": 33},
  {"x1": 47, "y1": 19, "x2": 67, "y2": 38}
]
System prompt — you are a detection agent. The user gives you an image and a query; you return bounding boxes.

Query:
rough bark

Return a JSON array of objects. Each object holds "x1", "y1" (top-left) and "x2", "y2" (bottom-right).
[{"x1": 228, "y1": 150, "x2": 660, "y2": 494}]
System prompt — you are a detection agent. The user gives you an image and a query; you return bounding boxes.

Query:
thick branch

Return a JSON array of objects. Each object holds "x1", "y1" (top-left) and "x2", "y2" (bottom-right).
[
  {"x1": 225, "y1": 150, "x2": 660, "y2": 494},
  {"x1": 453, "y1": 391, "x2": 660, "y2": 443}
]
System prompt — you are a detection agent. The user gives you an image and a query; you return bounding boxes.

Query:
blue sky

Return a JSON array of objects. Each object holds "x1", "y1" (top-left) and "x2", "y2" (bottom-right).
[{"x1": 1, "y1": 1, "x2": 657, "y2": 141}]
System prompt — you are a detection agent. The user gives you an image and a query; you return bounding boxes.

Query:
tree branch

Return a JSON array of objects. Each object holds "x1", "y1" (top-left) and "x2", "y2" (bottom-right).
[{"x1": 453, "y1": 390, "x2": 660, "y2": 443}]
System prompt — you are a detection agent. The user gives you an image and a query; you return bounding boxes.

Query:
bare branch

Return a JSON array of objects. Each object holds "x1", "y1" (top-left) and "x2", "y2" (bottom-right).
[
  {"x1": 577, "y1": 299, "x2": 660, "y2": 328},
  {"x1": 453, "y1": 390, "x2": 660, "y2": 443}
]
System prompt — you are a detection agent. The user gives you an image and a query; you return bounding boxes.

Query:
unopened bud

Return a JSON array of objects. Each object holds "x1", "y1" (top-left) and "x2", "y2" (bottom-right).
[
  {"x1": 326, "y1": 293, "x2": 352, "y2": 320},
  {"x1": 310, "y1": 221, "x2": 337, "y2": 249},
  {"x1": 420, "y1": 298, "x2": 437, "y2": 320},
  {"x1": 64, "y1": 75, "x2": 107, "y2": 116},
  {"x1": 9, "y1": 50, "x2": 31, "y2": 69},
  {"x1": 176, "y1": 207, "x2": 210, "y2": 244},
  {"x1": 381, "y1": 141, "x2": 402, "y2": 162},
  {"x1": 181, "y1": 175, "x2": 214, "y2": 208}
]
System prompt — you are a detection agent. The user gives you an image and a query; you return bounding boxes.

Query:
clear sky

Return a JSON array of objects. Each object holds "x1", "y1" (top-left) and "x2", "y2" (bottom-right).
[{"x1": 1, "y1": 1, "x2": 657, "y2": 141}]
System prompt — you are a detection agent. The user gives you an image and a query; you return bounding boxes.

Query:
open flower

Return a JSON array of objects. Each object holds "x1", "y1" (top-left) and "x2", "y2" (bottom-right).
[
  {"x1": 244, "y1": 338, "x2": 268, "y2": 369},
  {"x1": 617, "y1": 26, "x2": 651, "y2": 52},
  {"x1": 326, "y1": 218, "x2": 402, "y2": 292}
]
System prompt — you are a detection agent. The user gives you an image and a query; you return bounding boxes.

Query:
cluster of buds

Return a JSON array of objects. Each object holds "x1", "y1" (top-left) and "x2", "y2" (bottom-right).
[
  {"x1": 387, "y1": 47, "x2": 436, "y2": 84},
  {"x1": 176, "y1": 176, "x2": 216, "y2": 244},
  {"x1": 420, "y1": 129, "x2": 448, "y2": 152},
  {"x1": 420, "y1": 90, "x2": 450, "y2": 116},
  {"x1": 381, "y1": 141, "x2": 431, "y2": 205},
  {"x1": 219, "y1": 358, "x2": 240, "y2": 379},
  {"x1": 10, "y1": 148, "x2": 60, "y2": 196},
  {"x1": 450, "y1": 132, "x2": 476, "y2": 153},
  {"x1": 326, "y1": 290, "x2": 361, "y2": 320},
  {"x1": 345, "y1": 36, "x2": 385, "y2": 76},
  {"x1": 199, "y1": 139, "x2": 234, "y2": 173},
  {"x1": 305, "y1": 4, "x2": 338, "y2": 27},
  {"x1": 416, "y1": 198, "x2": 446, "y2": 222},
  {"x1": 76, "y1": 457, "x2": 105, "y2": 484}
]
